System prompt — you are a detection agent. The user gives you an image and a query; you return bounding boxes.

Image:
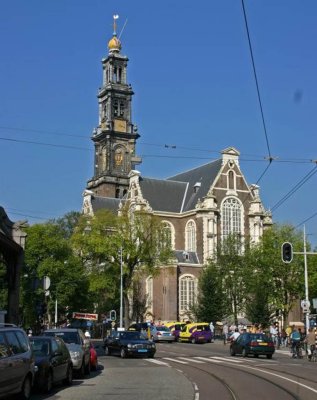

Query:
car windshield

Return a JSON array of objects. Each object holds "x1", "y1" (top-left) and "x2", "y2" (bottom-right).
[
  {"x1": 120, "y1": 332, "x2": 143, "y2": 340},
  {"x1": 249, "y1": 334, "x2": 271, "y2": 341},
  {"x1": 44, "y1": 331, "x2": 80, "y2": 345},
  {"x1": 30, "y1": 338, "x2": 50, "y2": 356},
  {"x1": 157, "y1": 326, "x2": 170, "y2": 332}
]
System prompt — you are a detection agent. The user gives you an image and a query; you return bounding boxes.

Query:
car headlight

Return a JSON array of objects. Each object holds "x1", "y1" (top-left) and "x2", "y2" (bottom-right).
[
  {"x1": 127, "y1": 344, "x2": 132, "y2": 348},
  {"x1": 151, "y1": 343, "x2": 156, "y2": 348},
  {"x1": 70, "y1": 351, "x2": 81, "y2": 359}
]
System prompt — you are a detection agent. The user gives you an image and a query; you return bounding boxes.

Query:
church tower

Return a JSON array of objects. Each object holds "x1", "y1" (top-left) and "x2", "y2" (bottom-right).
[{"x1": 87, "y1": 16, "x2": 141, "y2": 198}]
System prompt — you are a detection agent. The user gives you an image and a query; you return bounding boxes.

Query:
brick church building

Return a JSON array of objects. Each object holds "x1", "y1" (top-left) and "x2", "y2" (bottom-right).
[{"x1": 83, "y1": 20, "x2": 272, "y2": 322}]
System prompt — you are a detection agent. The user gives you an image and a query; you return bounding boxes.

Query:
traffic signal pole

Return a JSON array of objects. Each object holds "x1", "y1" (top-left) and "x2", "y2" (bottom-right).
[{"x1": 303, "y1": 226, "x2": 309, "y2": 331}]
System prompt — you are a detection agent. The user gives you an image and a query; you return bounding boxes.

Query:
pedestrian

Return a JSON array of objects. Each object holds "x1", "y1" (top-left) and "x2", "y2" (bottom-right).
[
  {"x1": 209, "y1": 321, "x2": 215, "y2": 342},
  {"x1": 231, "y1": 328, "x2": 240, "y2": 342},
  {"x1": 222, "y1": 322, "x2": 229, "y2": 345},
  {"x1": 85, "y1": 330, "x2": 91, "y2": 339},
  {"x1": 305, "y1": 328, "x2": 316, "y2": 361}
]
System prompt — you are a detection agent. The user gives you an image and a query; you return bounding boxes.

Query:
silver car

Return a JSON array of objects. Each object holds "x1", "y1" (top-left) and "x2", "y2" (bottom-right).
[
  {"x1": 43, "y1": 328, "x2": 90, "y2": 377},
  {"x1": 151, "y1": 326, "x2": 174, "y2": 343},
  {"x1": 0, "y1": 324, "x2": 36, "y2": 400}
]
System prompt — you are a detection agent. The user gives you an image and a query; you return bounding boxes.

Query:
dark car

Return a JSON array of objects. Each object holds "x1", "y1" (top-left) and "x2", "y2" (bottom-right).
[
  {"x1": 230, "y1": 333, "x2": 275, "y2": 359},
  {"x1": 0, "y1": 324, "x2": 35, "y2": 400},
  {"x1": 43, "y1": 328, "x2": 90, "y2": 377},
  {"x1": 104, "y1": 330, "x2": 156, "y2": 358},
  {"x1": 30, "y1": 336, "x2": 73, "y2": 393}
]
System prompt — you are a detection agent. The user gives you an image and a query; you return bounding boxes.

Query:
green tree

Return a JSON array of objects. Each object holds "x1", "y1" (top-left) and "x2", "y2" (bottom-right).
[
  {"x1": 193, "y1": 261, "x2": 227, "y2": 323},
  {"x1": 23, "y1": 221, "x2": 89, "y2": 329},
  {"x1": 71, "y1": 207, "x2": 173, "y2": 327},
  {"x1": 245, "y1": 224, "x2": 305, "y2": 327}
]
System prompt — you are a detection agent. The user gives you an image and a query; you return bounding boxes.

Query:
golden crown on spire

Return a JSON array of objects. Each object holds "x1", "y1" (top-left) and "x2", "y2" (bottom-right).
[{"x1": 108, "y1": 14, "x2": 121, "y2": 53}]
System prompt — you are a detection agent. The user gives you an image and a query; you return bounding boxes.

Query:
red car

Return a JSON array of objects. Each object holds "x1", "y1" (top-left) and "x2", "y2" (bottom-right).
[{"x1": 89, "y1": 343, "x2": 98, "y2": 371}]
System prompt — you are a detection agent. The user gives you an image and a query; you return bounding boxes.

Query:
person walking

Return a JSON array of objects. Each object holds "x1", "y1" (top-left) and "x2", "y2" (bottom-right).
[
  {"x1": 222, "y1": 322, "x2": 229, "y2": 345},
  {"x1": 209, "y1": 321, "x2": 215, "y2": 342},
  {"x1": 305, "y1": 328, "x2": 316, "y2": 361}
]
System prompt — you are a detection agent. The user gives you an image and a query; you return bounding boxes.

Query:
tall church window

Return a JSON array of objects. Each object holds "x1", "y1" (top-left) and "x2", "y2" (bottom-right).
[
  {"x1": 185, "y1": 220, "x2": 196, "y2": 252},
  {"x1": 228, "y1": 170, "x2": 235, "y2": 190},
  {"x1": 161, "y1": 221, "x2": 175, "y2": 250},
  {"x1": 118, "y1": 67, "x2": 122, "y2": 83},
  {"x1": 119, "y1": 101, "x2": 125, "y2": 117},
  {"x1": 113, "y1": 67, "x2": 118, "y2": 82},
  {"x1": 221, "y1": 198, "x2": 243, "y2": 237},
  {"x1": 179, "y1": 275, "x2": 196, "y2": 314},
  {"x1": 113, "y1": 100, "x2": 119, "y2": 117}
]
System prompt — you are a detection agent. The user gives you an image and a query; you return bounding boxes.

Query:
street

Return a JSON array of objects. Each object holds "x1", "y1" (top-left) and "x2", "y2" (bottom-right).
[{"x1": 30, "y1": 339, "x2": 317, "y2": 400}]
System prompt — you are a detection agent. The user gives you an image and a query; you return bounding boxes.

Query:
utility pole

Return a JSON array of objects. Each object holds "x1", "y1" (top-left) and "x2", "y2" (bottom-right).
[
  {"x1": 120, "y1": 247, "x2": 123, "y2": 329},
  {"x1": 303, "y1": 225, "x2": 310, "y2": 331}
]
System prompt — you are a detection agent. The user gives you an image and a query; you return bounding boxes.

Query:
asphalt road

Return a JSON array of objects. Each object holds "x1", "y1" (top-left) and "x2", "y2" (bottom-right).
[{"x1": 30, "y1": 340, "x2": 317, "y2": 400}]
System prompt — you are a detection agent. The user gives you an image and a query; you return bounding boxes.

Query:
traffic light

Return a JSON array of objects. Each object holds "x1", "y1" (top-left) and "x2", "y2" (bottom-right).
[
  {"x1": 282, "y1": 242, "x2": 293, "y2": 263},
  {"x1": 110, "y1": 310, "x2": 116, "y2": 321}
]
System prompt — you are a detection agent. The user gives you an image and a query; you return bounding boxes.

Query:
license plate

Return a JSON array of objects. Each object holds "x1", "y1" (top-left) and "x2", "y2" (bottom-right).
[
  {"x1": 138, "y1": 349, "x2": 148, "y2": 353},
  {"x1": 258, "y1": 343, "x2": 267, "y2": 346},
  {"x1": 199, "y1": 337, "x2": 204, "y2": 340}
]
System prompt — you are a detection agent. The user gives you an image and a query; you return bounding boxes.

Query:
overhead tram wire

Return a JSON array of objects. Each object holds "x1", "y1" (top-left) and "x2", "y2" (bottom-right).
[
  {"x1": 295, "y1": 211, "x2": 317, "y2": 229},
  {"x1": 271, "y1": 164, "x2": 317, "y2": 212}
]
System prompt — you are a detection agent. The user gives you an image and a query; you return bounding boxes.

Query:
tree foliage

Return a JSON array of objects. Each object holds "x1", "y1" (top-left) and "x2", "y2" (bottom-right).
[{"x1": 71, "y1": 207, "x2": 173, "y2": 326}]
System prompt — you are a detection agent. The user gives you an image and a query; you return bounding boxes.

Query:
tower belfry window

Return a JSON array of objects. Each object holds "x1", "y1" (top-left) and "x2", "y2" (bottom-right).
[
  {"x1": 113, "y1": 67, "x2": 117, "y2": 83},
  {"x1": 118, "y1": 67, "x2": 122, "y2": 83}
]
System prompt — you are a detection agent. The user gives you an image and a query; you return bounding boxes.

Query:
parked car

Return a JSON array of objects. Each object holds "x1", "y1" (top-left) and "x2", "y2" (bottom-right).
[
  {"x1": 150, "y1": 326, "x2": 174, "y2": 343},
  {"x1": 89, "y1": 342, "x2": 98, "y2": 371},
  {"x1": 230, "y1": 333, "x2": 275, "y2": 359},
  {"x1": 30, "y1": 336, "x2": 72, "y2": 392},
  {"x1": 0, "y1": 324, "x2": 35, "y2": 400},
  {"x1": 43, "y1": 328, "x2": 90, "y2": 377},
  {"x1": 164, "y1": 322, "x2": 187, "y2": 341},
  {"x1": 179, "y1": 323, "x2": 212, "y2": 344},
  {"x1": 104, "y1": 330, "x2": 156, "y2": 358}
]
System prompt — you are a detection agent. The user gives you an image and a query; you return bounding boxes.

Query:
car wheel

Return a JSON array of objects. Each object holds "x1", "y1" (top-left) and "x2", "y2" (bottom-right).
[
  {"x1": 177, "y1": 337, "x2": 181, "y2": 343},
  {"x1": 105, "y1": 346, "x2": 111, "y2": 356},
  {"x1": 43, "y1": 370, "x2": 53, "y2": 393},
  {"x1": 242, "y1": 348, "x2": 248, "y2": 358},
  {"x1": 84, "y1": 360, "x2": 91, "y2": 375},
  {"x1": 191, "y1": 338, "x2": 196, "y2": 344},
  {"x1": 267, "y1": 354, "x2": 272, "y2": 359},
  {"x1": 120, "y1": 347, "x2": 127, "y2": 358},
  {"x1": 230, "y1": 346, "x2": 236, "y2": 356},
  {"x1": 63, "y1": 365, "x2": 73, "y2": 386},
  {"x1": 19, "y1": 376, "x2": 32, "y2": 400}
]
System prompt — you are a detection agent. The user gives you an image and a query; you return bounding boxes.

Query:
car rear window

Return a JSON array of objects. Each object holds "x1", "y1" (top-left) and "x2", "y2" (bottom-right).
[
  {"x1": 249, "y1": 334, "x2": 271, "y2": 341},
  {"x1": 121, "y1": 332, "x2": 142, "y2": 340},
  {"x1": 44, "y1": 331, "x2": 80, "y2": 345},
  {"x1": 0, "y1": 333, "x2": 10, "y2": 358}
]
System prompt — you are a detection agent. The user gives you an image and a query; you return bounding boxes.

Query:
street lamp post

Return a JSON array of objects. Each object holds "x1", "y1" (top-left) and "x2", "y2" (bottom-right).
[{"x1": 120, "y1": 247, "x2": 123, "y2": 329}]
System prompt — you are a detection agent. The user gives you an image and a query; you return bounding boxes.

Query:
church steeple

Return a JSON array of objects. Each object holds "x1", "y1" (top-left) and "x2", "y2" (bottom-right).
[{"x1": 87, "y1": 15, "x2": 141, "y2": 199}]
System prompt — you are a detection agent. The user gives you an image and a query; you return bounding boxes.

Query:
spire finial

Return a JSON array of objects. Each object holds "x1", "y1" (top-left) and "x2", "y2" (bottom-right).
[{"x1": 113, "y1": 14, "x2": 119, "y2": 36}]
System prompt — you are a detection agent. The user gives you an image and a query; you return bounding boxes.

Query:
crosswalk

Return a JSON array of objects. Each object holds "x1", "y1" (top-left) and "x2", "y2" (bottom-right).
[{"x1": 145, "y1": 355, "x2": 277, "y2": 367}]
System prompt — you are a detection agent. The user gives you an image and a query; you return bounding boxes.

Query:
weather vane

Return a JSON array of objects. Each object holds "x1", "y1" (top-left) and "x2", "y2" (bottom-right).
[{"x1": 113, "y1": 14, "x2": 119, "y2": 36}]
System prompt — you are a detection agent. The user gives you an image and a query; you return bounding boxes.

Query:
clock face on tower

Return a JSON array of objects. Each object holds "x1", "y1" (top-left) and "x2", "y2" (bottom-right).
[{"x1": 114, "y1": 119, "x2": 127, "y2": 133}]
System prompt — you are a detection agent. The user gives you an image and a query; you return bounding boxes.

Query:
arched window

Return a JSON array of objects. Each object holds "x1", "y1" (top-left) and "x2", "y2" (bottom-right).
[
  {"x1": 161, "y1": 221, "x2": 175, "y2": 250},
  {"x1": 146, "y1": 276, "x2": 153, "y2": 313},
  {"x1": 179, "y1": 275, "x2": 197, "y2": 314},
  {"x1": 221, "y1": 198, "x2": 243, "y2": 237},
  {"x1": 228, "y1": 170, "x2": 235, "y2": 190},
  {"x1": 185, "y1": 220, "x2": 196, "y2": 252}
]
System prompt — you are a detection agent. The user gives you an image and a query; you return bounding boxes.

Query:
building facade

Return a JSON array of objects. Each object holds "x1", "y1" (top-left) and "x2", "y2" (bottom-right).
[{"x1": 83, "y1": 21, "x2": 273, "y2": 322}]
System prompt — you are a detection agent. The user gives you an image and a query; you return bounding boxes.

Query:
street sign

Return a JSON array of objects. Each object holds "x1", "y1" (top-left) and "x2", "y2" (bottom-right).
[{"x1": 301, "y1": 300, "x2": 311, "y2": 309}]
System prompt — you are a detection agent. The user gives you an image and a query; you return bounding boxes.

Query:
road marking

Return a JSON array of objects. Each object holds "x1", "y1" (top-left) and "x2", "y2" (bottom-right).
[
  {"x1": 194, "y1": 357, "x2": 223, "y2": 363},
  {"x1": 164, "y1": 357, "x2": 188, "y2": 364},
  {"x1": 211, "y1": 356, "x2": 242, "y2": 363},
  {"x1": 178, "y1": 357, "x2": 205, "y2": 364},
  {"x1": 146, "y1": 359, "x2": 170, "y2": 366}
]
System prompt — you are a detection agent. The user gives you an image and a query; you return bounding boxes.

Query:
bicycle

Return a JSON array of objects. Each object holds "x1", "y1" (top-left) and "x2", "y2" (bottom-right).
[
  {"x1": 291, "y1": 341, "x2": 303, "y2": 359},
  {"x1": 308, "y1": 345, "x2": 317, "y2": 362}
]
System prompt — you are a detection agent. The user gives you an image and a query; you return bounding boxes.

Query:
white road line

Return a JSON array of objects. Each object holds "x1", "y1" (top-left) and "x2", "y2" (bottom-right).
[
  {"x1": 146, "y1": 359, "x2": 170, "y2": 366},
  {"x1": 194, "y1": 357, "x2": 223, "y2": 363},
  {"x1": 178, "y1": 357, "x2": 205, "y2": 364},
  {"x1": 163, "y1": 357, "x2": 188, "y2": 364},
  {"x1": 210, "y1": 356, "x2": 242, "y2": 363}
]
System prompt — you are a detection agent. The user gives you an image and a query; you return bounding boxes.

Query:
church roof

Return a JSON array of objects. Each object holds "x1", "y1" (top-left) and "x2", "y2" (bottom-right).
[
  {"x1": 139, "y1": 178, "x2": 187, "y2": 213},
  {"x1": 91, "y1": 196, "x2": 122, "y2": 213},
  {"x1": 138, "y1": 158, "x2": 222, "y2": 213},
  {"x1": 167, "y1": 158, "x2": 222, "y2": 212}
]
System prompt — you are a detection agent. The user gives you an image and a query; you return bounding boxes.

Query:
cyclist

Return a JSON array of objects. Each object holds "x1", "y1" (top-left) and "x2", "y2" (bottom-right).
[
  {"x1": 290, "y1": 327, "x2": 302, "y2": 358},
  {"x1": 305, "y1": 328, "x2": 316, "y2": 361}
]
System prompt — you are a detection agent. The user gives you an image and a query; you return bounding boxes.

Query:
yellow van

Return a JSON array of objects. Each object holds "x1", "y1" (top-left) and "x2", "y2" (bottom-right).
[
  {"x1": 179, "y1": 322, "x2": 212, "y2": 344},
  {"x1": 164, "y1": 322, "x2": 187, "y2": 341}
]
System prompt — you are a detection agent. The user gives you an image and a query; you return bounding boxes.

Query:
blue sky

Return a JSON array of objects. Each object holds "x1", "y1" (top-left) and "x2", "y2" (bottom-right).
[{"x1": 1, "y1": 1, "x2": 317, "y2": 245}]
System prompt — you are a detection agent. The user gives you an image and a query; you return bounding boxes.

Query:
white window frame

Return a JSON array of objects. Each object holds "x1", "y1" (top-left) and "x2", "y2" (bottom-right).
[
  {"x1": 161, "y1": 220, "x2": 175, "y2": 250},
  {"x1": 179, "y1": 274, "x2": 197, "y2": 314},
  {"x1": 185, "y1": 220, "x2": 196, "y2": 252},
  {"x1": 221, "y1": 197, "x2": 244, "y2": 238}
]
